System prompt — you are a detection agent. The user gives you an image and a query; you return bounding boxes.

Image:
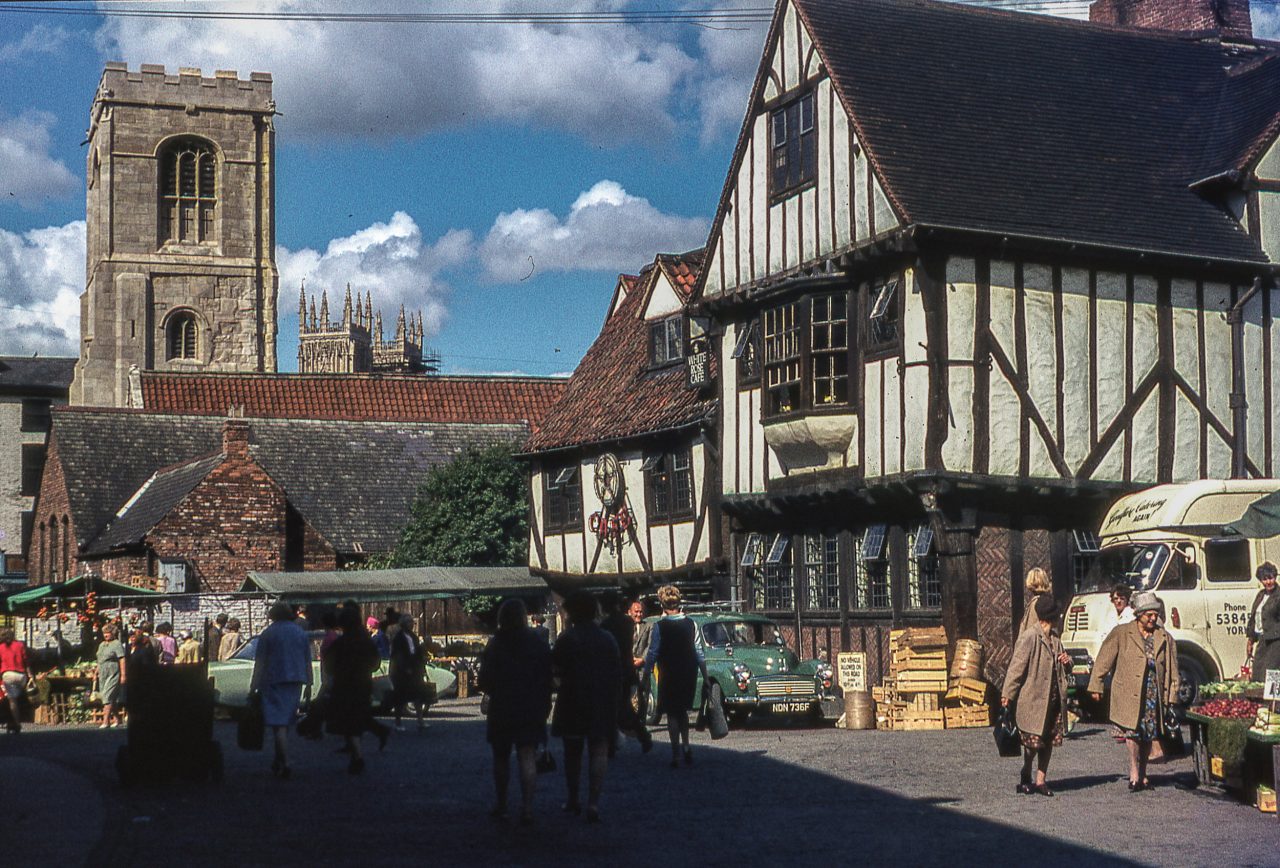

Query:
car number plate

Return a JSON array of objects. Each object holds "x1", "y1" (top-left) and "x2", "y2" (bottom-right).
[{"x1": 770, "y1": 701, "x2": 812, "y2": 714}]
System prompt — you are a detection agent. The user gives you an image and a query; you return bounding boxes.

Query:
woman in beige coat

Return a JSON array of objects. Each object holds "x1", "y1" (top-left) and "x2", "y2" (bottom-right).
[
  {"x1": 1002, "y1": 594, "x2": 1071, "y2": 796},
  {"x1": 1087, "y1": 591, "x2": 1180, "y2": 792}
]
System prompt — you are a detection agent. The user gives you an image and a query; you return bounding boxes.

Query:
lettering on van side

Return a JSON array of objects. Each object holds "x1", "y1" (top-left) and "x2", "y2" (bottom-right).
[
  {"x1": 1103, "y1": 497, "x2": 1168, "y2": 530},
  {"x1": 1215, "y1": 602, "x2": 1251, "y2": 635}
]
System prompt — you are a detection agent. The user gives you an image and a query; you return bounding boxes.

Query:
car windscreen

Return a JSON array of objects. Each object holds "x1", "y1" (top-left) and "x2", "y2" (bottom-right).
[
  {"x1": 231, "y1": 636, "x2": 258, "y2": 661},
  {"x1": 701, "y1": 620, "x2": 784, "y2": 647},
  {"x1": 1078, "y1": 543, "x2": 1169, "y2": 594}
]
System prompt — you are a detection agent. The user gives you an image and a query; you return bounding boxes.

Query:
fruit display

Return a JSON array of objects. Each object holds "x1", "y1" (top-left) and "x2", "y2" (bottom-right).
[
  {"x1": 1249, "y1": 707, "x2": 1280, "y2": 736},
  {"x1": 1199, "y1": 681, "x2": 1263, "y2": 698},
  {"x1": 1196, "y1": 698, "x2": 1262, "y2": 719}
]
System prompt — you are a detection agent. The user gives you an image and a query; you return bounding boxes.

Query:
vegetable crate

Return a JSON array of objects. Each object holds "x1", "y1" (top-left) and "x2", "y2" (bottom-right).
[{"x1": 943, "y1": 704, "x2": 991, "y2": 729}]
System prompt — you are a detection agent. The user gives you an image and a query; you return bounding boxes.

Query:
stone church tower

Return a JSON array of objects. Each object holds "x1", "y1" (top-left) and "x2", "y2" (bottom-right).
[{"x1": 70, "y1": 63, "x2": 279, "y2": 407}]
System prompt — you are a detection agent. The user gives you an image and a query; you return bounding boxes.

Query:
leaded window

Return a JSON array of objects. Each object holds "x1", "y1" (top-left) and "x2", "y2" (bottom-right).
[
  {"x1": 770, "y1": 90, "x2": 817, "y2": 198},
  {"x1": 763, "y1": 302, "x2": 801, "y2": 414},
  {"x1": 803, "y1": 533, "x2": 840, "y2": 610},
  {"x1": 544, "y1": 465, "x2": 582, "y2": 533},
  {"x1": 647, "y1": 448, "x2": 694, "y2": 523},
  {"x1": 650, "y1": 316, "x2": 685, "y2": 366},
  {"x1": 810, "y1": 293, "x2": 849, "y2": 406},
  {"x1": 854, "y1": 525, "x2": 891, "y2": 610},
  {"x1": 907, "y1": 525, "x2": 941, "y2": 610},
  {"x1": 867, "y1": 279, "x2": 901, "y2": 353},
  {"x1": 159, "y1": 139, "x2": 216, "y2": 244},
  {"x1": 733, "y1": 320, "x2": 761, "y2": 387}
]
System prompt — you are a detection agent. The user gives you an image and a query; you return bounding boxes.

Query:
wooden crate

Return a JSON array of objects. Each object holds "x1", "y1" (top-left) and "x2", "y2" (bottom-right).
[
  {"x1": 898, "y1": 709, "x2": 946, "y2": 731},
  {"x1": 895, "y1": 627, "x2": 948, "y2": 649},
  {"x1": 892, "y1": 649, "x2": 948, "y2": 670},
  {"x1": 871, "y1": 681, "x2": 898, "y2": 704},
  {"x1": 896, "y1": 671, "x2": 948, "y2": 692},
  {"x1": 904, "y1": 692, "x2": 941, "y2": 711},
  {"x1": 945, "y1": 677, "x2": 989, "y2": 704},
  {"x1": 944, "y1": 704, "x2": 991, "y2": 729}
]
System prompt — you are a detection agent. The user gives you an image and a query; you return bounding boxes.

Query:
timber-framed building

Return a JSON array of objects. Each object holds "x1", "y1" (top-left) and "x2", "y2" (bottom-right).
[{"x1": 698, "y1": 0, "x2": 1280, "y2": 684}]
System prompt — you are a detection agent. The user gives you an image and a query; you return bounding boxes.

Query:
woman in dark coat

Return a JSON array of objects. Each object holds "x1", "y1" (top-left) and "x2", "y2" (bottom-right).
[
  {"x1": 552, "y1": 590, "x2": 619, "y2": 823},
  {"x1": 323, "y1": 603, "x2": 384, "y2": 774},
  {"x1": 643, "y1": 584, "x2": 709, "y2": 769},
  {"x1": 1001, "y1": 594, "x2": 1071, "y2": 796},
  {"x1": 1246, "y1": 561, "x2": 1280, "y2": 679},
  {"x1": 478, "y1": 598, "x2": 552, "y2": 824},
  {"x1": 387, "y1": 613, "x2": 430, "y2": 732}
]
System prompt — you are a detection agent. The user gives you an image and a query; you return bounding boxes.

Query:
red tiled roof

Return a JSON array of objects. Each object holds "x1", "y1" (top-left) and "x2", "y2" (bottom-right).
[
  {"x1": 524, "y1": 249, "x2": 714, "y2": 453},
  {"x1": 140, "y1": 372, "x2": 565, "y2": 431}
]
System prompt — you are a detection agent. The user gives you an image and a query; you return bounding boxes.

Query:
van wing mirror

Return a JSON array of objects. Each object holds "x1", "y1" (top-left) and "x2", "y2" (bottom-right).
[{"x1": 1178, "y1": 543, "x2": 1197, "y2": 565}]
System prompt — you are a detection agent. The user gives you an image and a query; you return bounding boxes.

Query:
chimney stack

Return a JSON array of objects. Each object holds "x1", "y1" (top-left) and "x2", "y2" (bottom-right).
[
  {"x1": 223, "y1": 414, "x2": 251, "y2": 459},
  {"x1": 1089, "y1": 0, "x2": 1253, "y2": 40}
]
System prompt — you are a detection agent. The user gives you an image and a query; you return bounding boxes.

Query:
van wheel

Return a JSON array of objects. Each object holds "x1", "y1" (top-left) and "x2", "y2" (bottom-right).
[{"x1": 1176, "y1": 655, "x2": 1209, "y2": 708}]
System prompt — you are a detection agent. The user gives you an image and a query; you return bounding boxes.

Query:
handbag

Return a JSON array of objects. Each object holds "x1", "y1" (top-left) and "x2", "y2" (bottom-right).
[
  {"x1": 297, "y1": 689, "x2": 326, "y2": 740},
  {"x1": 237, "y1": 692, "x2": 265, "y2": 751},
  {"x1": 994, "y1": 705, "x2": 1021, "y2": 757},
  {"x1": 704, "y1": 696, "x2": 730, "y2": 740},
  {"x1": 1159, "y1": 708, "x2": 1186, "y2": 759},
  {"x1": 535, "y1": 747, "x2": 556, "y2": 775}
]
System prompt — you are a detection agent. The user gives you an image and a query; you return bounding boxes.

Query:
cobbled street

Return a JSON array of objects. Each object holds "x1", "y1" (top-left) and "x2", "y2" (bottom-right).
[{"x1": 2, "y1": 699, "x2": 1275, "y2": 868}]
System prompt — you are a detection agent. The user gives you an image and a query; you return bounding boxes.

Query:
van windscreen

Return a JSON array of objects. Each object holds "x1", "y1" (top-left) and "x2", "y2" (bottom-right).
[{"x1": 1079, "y1": 543, "x2": 1169, "y2": 593}]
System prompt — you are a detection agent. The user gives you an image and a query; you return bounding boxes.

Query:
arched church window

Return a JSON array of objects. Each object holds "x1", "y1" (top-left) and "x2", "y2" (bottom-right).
[
  {"x1": 159, "y1": 138, "x2": 216, "y2": 244},
  {"x1": 167, "y1": 311, "x2": 198, "y2": 360}
]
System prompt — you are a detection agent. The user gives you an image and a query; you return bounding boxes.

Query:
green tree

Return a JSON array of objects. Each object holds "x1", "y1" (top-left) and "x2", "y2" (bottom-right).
[{"x1": 391, "y1": 445, "x2": 527, "y2": 568}]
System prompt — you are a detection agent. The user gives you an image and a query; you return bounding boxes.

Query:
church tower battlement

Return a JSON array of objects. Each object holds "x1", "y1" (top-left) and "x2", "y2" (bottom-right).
[
  {"x1": 71, "y1": 62, "x2": 279, "y2": 407},
  {"x1": 297, "y1": 285, "x2": 437, "y2": 374}
]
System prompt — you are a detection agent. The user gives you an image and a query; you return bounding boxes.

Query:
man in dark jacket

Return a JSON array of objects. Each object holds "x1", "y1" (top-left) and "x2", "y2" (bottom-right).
[{"x1": 600, "y1": 592, "x2": 652, "y2": 752}]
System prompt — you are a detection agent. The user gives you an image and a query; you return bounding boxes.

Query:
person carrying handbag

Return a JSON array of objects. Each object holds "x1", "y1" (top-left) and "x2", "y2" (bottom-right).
[{"x1": 1001, "y1": 595, "x2": 1071, "y2": 796}]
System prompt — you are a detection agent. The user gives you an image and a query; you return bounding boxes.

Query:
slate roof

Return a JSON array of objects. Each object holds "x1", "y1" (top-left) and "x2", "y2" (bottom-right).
[
  {"x1": 524, "y1": 250, "x2": 716, "y2": 453},
  {"x1": 139, "y1": 372, "x2": 565, "y2": 431},
  {"x1": 88, "y1": 454, "x2": 223, "y2": 554},
  {"x1": 0, "y1": 357, "x2": 76, "y2": 395},
  {"x1": 49, "y1": 409, "x2": 528, "y2": 556},
  {"x1": 756, "y1": 0, "x2": 1280, "y2": 265}
]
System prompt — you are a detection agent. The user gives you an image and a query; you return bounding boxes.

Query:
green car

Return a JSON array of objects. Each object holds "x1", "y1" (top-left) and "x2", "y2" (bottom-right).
[
  {"x1": 209, "y1": 634, "x2": 456, "y2": 713},
  {"x1": 644, "y1": 611, "x2": 837, "y2": 726}
]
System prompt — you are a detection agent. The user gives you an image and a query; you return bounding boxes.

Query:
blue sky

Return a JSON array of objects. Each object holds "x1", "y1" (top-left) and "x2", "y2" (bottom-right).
[{"x1": 2, "y1": 1, "x2": 1278, "y2": 375}]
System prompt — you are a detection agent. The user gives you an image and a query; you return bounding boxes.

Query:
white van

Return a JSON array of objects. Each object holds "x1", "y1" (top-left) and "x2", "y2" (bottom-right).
[{"x1": 1062, "y1": 479, "x2": 1279, "y2": 705}]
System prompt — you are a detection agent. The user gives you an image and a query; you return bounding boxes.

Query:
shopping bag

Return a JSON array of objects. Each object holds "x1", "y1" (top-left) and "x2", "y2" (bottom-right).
[
  {"x1": 237, "y1": 693, "x2": 264, "y2": 751},
  {"x1": 994, "y1": 705, "x2": 1021, "y2": 757},
  {"x1": 1160, "y1": 709, "x2": 1186, "y2": 759},
  {"x1": 705, "y1": 696, "x2": 730, "y2": 740}
]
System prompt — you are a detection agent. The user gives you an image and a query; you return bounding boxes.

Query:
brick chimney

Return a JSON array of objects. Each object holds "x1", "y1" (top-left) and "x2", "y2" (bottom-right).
[
  {"x1": 223, "y1": 417, "x2": 251, "y2": 459},
  {"x1": 1089, "y1": 0, "x2": 1253, "y2": 40}
]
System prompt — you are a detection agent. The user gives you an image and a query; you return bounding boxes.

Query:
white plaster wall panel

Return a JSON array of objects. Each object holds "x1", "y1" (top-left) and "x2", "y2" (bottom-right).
[
  {"x1": 1131, "y1": 276, "x2": 1159, "y2": 382},
  {"x1": 753, "y1": 115, "x2": 769, "y2": 283},
  {"x1": 987, "y1": 261, "x2": 1020, "y2": 476},
  {"x1": 1272, "y1": 290, "x2": 1280, "y2": 474},
  {"x1": 780, "y1": 3, "x2": 797, "y2": 91},
  {"x1": 864, "y1": 360, "x2": 883, "y2": 478},
  {"x1": 831, "y1": 89, "x2": 852, "y2": 249},
  {"x1": 882, "y1": 358, "x2": 903, "y2": 476},
  {"x1": 764, "y1": 76, "x2": 779, "y2": 103},
  {"x1": 1060, "y1": 268, "x2": 1092, "y2": 471},
  {"x1": 1022, "y1": 265, "x2": 1057, "y2": 453},
  {"x1": 1170, "y1": 279, "x2": 1199, "y2": 386},
  {"x1": 709, "y1": 215, "x2": 726, "y2": 298},
  {"x1": 692, "y1": 442, "x2": 710, "y2": 563},
  {"x1": 644, "y1": 273, "x2": 683, "y2": 319},
  {"x1": 1261, "y1": 191, "x2": 1280, "y2": 261},
  {"x1": 564, "y1": 534, "x2": 586, "y2": 575},
  {"x1": 786, "y1": 194, "x2": 801, "y2": 270},
  {"x1": 1242, "y1": 299, "x2": 1266, "y2": 468},
  {"x1": 903, "y1": 364, "x2": 928, "y2": 472},
  {"x1": 721, "y1": 328, "x2": 738, "y2": 495},
  {"x1": 942, "y1": 258, "x2": 977, "y2": 472},
  {"x1": 671, "y1": 524, "x2": 696, "y2": 568},
  {"x1": 1203, "y1": 282, "x2": 1234, "y2": 477},
  {"x1": 1130, "y1": 392, "x2": 1159, "y2": 483},
  {"x1": 816, "y1": 78, "x2": 834, "y2": 256},
  {"x1": 1094, "y1": 272, "x2": 1127, "y2": 453},
  {"x1": 872, "y1": 176, "x2": 896, "y2": 235},
  {"x1": 798, "y1": 6, "x2": 815, "y2": 82},
  {"x1": 853, "y1": 141, "x2": 868, "y2": 242},
  {"x1": 1173, "y1": 391, "x2": 1201, "y2": 482},
  {"x1": 737, "y1": 391, "x2": 754, "y2": 495}
]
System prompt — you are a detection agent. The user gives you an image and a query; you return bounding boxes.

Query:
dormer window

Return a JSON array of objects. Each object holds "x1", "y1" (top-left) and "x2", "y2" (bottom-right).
[
  {"x1": 650, "y1": 316, "x2": 686, "y2": 367},
  {"x1": 770, "y1": 90, "x2": 816, "y2": 200}
]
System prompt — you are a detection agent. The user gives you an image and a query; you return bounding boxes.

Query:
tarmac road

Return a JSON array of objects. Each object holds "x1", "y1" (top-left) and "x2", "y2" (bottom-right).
[{"x1": 1, "y1": 699, "x2": 1275, "y2": 867}]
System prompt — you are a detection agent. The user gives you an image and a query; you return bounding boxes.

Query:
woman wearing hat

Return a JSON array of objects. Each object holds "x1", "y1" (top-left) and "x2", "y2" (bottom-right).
[
  {"x1": 1245, "y1": 562, "x2": 1280, "y2": 680},
  {"x1": 1001, "y1": 594, "x2": 1071, "y2": 795},
  {"x1": 1087, "y1": 591, "x2": 1180, "y2": 791}
]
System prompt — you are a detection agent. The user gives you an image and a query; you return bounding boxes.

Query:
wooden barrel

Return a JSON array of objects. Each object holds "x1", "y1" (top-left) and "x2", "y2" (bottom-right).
[
  {"x1": 950, "y1": 639, "x2": 983, "y2": 681},
  {"x1": 843, "y1": 690, "x2": 875, "y2": 730}
]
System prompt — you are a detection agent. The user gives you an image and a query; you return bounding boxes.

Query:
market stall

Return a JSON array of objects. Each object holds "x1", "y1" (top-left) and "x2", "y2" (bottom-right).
[{"x1": 1185, "y1": 681, "x2": 1280, "y2": 816}]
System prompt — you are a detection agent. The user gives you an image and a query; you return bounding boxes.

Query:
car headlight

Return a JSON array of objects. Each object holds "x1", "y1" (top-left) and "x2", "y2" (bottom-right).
[
  {"x1": 732, "y1": 663, "x2": 752, "y2": 686},
  {"x1": 816, "y1": 663, "x2": 834, "y2": 689}
]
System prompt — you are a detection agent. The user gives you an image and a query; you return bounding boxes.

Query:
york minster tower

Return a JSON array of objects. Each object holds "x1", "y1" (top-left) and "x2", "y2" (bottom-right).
[{"x1": 71, "y1": 63, "x2": 279, "y2": 407}]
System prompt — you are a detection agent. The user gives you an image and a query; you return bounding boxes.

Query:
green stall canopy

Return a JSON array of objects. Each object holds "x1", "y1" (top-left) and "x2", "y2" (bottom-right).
[
  {"x1": 1224, "y1": 490, "x2": 1280, "y2": 539},
  {"x1": 3, "y1": 574, "x2": 167, "y2": 614}
]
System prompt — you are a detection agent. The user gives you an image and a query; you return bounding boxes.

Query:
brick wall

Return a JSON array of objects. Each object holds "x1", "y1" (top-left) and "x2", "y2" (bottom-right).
[
  {"x1": 28, "y1": 436, "x2": 79, "y2": 585},
  {"x1": 1089, "y1": 0, "x2": 1252, "y2": 39}
]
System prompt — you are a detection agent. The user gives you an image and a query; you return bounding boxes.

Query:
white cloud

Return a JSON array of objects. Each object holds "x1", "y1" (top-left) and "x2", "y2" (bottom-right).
[
  {"x1": 0, "y1": 220, "x2": 85, "y2": 356},
  {"x1": 0, "y1": 112, "x2": 78, "y2": 206},
  {"x1": 479, "y1": 180, "x2": 708, "y2": 281},
  {"x1": 0, "y1": 24, "x2": 72, "y2": 63},
  {"x1": 690, "y1": 17, "x2": 768, "y2": 144},
  {"x1": 276, "y1": 212, "x2": 467, "y2": 336},
  {"x1": 96, "y1": 1, "x2": 709, "y2": 145}
]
